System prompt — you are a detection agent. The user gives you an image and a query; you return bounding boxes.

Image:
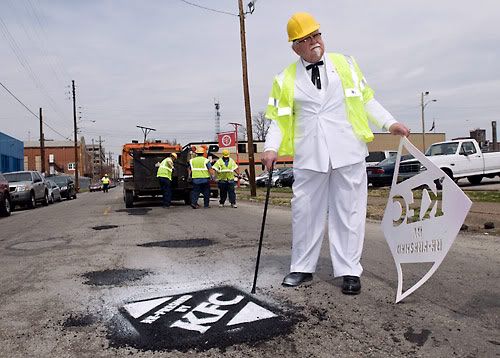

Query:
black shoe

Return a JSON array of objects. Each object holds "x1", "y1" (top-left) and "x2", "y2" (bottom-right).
[
  {"x1": 190, "y1": 204, "x2": 198, "y2": 209},
  {"x1": 342, "y1": 275, "x2": 361, "y2": 295},
  {"x1": 282, "y1": 272, "x2": 313, "y2": 287}
]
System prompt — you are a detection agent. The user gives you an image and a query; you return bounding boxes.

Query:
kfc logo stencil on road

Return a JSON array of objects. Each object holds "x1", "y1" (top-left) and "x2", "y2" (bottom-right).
[
  {"x1": 109, "y1": 286, "x2": 296, "y2": 351},
  {"x1": 382, "y1": 137, "x2": 472, "y2": 303}
]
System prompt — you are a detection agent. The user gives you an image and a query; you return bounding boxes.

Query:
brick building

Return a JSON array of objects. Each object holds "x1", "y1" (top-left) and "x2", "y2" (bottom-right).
[{"x1": 24, "y1": 137, "x2": 92, "y2": 177}]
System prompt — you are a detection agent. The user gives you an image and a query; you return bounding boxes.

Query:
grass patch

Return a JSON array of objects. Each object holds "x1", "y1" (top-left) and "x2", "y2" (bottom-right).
[{"x1": 237, "y1": 186, "x2": 500, "y2": 203}]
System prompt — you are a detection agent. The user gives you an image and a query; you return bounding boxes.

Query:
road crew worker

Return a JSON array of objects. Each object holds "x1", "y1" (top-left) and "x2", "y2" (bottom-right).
[
  {"x1": 101, "y1": 174, "x2": 110, "y2": 193},
  {"x1": 213, "y1": 149, "x2": 238, "y2": 208},
  {"x1": 156, "y1": 152, "x2": 177, "y2": 208},
  {"x1": 189, "y1": 147, "x2": 213, "y2": 209},
  {"x1": 261, "y1": 12, "x2": 410, "y2": 294}
]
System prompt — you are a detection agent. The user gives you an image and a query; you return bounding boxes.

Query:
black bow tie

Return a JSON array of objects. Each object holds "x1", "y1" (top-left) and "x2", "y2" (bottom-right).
[{"x1": 306, "y1": 61, "x2": 324, "y2": 89}]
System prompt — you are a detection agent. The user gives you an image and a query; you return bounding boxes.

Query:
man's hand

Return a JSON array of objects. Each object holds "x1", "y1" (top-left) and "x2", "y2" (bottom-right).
[
  {"x1": 389, "y1": 122, "x2": 410, "y2": 137},
  {"x1": 262, "y1": 150, "x2": 278, "y2": 170}
]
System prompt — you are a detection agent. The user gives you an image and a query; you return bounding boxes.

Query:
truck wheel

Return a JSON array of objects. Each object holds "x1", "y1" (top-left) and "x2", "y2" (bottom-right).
[
  {"x1": 0, "y1": 196, "x2": 11, "y2": 217},
  {"x1": 467, "y1": 175, "x2": 483, "y2": 185},
  {"x1": 125, "y1": 190, "x2": 134, "y2": 208},
  {"x1": 184, "y1": 191, "x2": 192, "y2": 205}
]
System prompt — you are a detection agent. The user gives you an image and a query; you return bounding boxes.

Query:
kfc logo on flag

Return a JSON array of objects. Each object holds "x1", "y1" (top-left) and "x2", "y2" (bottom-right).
[{"x1": 218, "y1": 131, "x2": 236, "y2": 148}]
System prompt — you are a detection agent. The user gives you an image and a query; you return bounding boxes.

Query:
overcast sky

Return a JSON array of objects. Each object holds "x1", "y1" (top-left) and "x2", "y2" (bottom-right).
[{"x1": 1, "y1": 0, "x2": 500, "y2": 159}]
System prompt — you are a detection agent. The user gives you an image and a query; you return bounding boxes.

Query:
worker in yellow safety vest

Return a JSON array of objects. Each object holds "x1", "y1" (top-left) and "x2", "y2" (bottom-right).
[
  {"x1": 188, "y1": 147, "x2": 213, "y2": 209},
  {"x1": 156, "y1": 152, "x2": 177, "y2": 208},
  {"x1": 213, "y1": 149, "x2": 239, "y2": 208},
  {"x1": 101, "y1": 174, "x2": 110, "y2": 193},
  {"x1": 261, "y1": 12, "x2": 410, "y2": 293}
]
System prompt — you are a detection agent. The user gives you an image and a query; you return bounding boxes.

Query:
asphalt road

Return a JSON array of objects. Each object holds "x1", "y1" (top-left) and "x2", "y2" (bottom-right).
[{"x1": 0, "y1": 187, "x2": 498, "y2": 357}]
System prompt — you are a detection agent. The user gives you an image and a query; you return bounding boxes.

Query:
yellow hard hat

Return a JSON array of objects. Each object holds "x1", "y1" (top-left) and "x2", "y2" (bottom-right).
[
  {"x1": 171, "y1": 153, "x2": 178, "y2": 159},
  {"x1": 287, "y1": 12, "x2": 320, "y2": 42},
  {"x1": 195, "y1": 147, "x2": 205, "y2": 154},
  {"x1": 222, "y1": 149, "x2": 230, "y2": 157}
]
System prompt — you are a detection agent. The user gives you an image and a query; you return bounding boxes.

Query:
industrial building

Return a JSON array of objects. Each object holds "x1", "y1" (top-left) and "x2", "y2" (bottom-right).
[{"x1": 0, "y1": 132, "x2": 24, "y2": 173}]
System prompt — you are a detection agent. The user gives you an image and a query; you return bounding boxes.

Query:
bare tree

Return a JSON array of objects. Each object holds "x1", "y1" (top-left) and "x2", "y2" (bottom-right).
[{"x1": 252, "y1": 111, "x2": 271, "y2": 141}]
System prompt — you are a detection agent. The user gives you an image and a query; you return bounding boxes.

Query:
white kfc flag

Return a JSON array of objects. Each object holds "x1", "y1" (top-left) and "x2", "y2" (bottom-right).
[{"x1": 381, "y1": 137, "x2": 472, "y2": 303}]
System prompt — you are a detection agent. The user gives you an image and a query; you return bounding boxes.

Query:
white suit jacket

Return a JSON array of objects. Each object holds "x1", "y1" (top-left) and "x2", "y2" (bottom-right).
[{"x1": 265, "y1": 55, "x2": 396, "y2": 173}]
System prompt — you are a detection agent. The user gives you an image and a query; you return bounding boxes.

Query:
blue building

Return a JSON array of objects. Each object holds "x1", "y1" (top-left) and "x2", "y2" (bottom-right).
[{"x1": 0, "y1": 132, "x2": 24, "y2": 173}]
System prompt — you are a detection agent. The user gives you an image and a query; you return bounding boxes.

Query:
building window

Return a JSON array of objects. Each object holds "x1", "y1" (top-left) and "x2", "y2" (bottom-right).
[{"x1": 68, "y1": 162, "x2": 76, "y2": 170}]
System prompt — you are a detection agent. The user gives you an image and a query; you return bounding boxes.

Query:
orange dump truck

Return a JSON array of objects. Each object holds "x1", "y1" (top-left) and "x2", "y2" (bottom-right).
[{"x1": 119, "y1": 141, "x2": 219, "y2": 208}]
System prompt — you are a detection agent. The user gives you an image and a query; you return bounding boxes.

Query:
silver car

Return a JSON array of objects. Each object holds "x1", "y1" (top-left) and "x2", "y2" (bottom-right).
[
  {"x1": 4, "y1": 171, "x2": 49, "y2": 209},
  {"x1": 46, "y1": 179, "x2": 62, "y2": 203}
]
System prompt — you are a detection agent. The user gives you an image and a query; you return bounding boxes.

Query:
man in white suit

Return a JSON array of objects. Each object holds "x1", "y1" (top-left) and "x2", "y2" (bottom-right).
[{"x1": 262, "y1": 12, "x2": 409, "y2": 294}]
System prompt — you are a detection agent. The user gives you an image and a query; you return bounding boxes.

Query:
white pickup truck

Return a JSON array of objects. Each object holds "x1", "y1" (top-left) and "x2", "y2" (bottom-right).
[{"x1": 424, "y1": 138, "x2": 500, "y2": 185}]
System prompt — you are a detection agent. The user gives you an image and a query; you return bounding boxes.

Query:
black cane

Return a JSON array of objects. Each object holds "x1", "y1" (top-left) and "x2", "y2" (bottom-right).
[{"x1": 251, "y1": 163, "x2": 274, "y2": 294}]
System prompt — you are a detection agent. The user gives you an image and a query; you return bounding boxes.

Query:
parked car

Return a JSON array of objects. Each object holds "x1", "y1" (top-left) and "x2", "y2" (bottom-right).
[
  {"x1": 89, "y1": 182, "x2": 102, "y2": 192},
  {"x1": 365, "y1": 150, "x2": 398, "y2": 167},
  {"x1": 4, "y1": 171, "x2": 49, "y2": 208},
  {"x1": 275, "y1": 168, "x2": 294, "y2": 187},
  {"x1": 256, "y1": 167, "x2": 291, "y2": 187},
  {"x1": 0, "y1": 173, "x2": 12, "y2": 216},
  {"x1": 46, "y1": 179, "x2": 62, "y2": 203},
  {"x1": 367, "y1": 155, "x2": 414, "y2": 187},
  {"x1": 49, "y1": 175, "x2": 77, "y2": 200}
]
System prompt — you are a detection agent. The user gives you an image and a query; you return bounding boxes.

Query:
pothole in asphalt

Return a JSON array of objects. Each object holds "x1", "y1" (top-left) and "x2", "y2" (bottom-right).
[
  {"x1": 82, "y1": 269, "x2": 151, "y2": 286},
  {"x1": 138, "y1": 238, "x2": 215, "y2": 248},
  {"x1": 62, "y1": 313, "x2": 97, "y2": 328},
  {"x1": 92, "y1": 225, "x2": 119, "y2": 230},
  {"x1": 106, "y1": 286, "x2": 298, "y2": 352},
  {"x1": 115, "y1": 208, "x2": 151, "y2": 216},
  {"x1": 7, "y1": 237, "x2": 70, "y2": 251}
]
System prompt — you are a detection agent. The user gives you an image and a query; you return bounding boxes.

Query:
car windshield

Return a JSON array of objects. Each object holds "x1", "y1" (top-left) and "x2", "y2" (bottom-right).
[
  {"x1": 50, "y1": 176, "x2": 70, "y2": 185},
  {"x1": 426, "y1": 142, "x2": 459, "y2": 156},
  {"x1": 4, "y1": 172, "x2": 31, "y2": 182}
]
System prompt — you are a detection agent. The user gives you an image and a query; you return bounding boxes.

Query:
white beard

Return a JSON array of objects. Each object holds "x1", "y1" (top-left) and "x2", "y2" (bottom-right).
[{"x1": 312, "y1": 47, "x2": 322, "y2": 58}]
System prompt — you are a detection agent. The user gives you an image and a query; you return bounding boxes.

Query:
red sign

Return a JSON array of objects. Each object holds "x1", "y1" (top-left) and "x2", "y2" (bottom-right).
[{"x1": 217, "y1": 131, "x2": 236, "y2": 148}]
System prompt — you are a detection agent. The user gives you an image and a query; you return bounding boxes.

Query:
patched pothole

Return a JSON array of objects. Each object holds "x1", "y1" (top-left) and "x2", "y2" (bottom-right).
[
  {"x1": 7, "y1": 237, "x2": 70, "y2": 251},
  {"x1": 92, "y1": 225, "x2": 119, "y2": 230},
  {"x1": 82, "y1": 269, "x2": 151, "y2": 286},
  {"x1": 115, "y1": 208, "x2": 151, "y2": 216},
  {"x1": 138, "y1": 238, "x2": 215, "y2": 248},
  {"x1": 62, "y1": 313, "x2": 97, "y2": 328}
]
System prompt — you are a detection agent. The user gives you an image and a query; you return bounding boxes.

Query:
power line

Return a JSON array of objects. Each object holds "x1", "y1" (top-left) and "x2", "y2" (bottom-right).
[
  {"x1": 178, "y1": 0, "x2": 238, "y2": 16},
  {"x1": 0, "y1": 80, "x2": 70, "y2": 140}
]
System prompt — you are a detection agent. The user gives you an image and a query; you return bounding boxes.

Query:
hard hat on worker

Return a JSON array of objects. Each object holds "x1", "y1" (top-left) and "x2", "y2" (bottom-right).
[
  {"x1": 195, "y1": 147, "x2": 205, "y2": 154},
  {"x1": 171, "y1": 153, "x2": 177, "y2": 159},
  {"x1": 222, "y1": 149, "x2": 230, "y2": 157},
  {"x1": 287, "y1": 12, "x2": 320, "y2": 42},
  {"x1": 104, "y1": 174, "x2": 108, "y2": 177}
]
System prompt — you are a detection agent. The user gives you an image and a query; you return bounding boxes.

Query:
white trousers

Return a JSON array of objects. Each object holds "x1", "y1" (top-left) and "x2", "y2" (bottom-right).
[{"x1": 290, "y1": 161, "x2": 367, "y2": 277}]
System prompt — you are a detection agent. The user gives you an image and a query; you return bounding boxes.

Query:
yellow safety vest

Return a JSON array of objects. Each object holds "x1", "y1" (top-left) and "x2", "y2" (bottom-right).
[
  {"x1": 157, "y1": 157, "x2": 174, "y2": 180},
  {"x1": 101, "y1": 177, "x2": 110, "y2": 184},
  {"x1": 190, "y1": 156, "x2": 210, "y2": 179},
  {"x1": 213, "y1": 158, "x2": 237, "y2": 181},
  {"x1": 265, "y1": 53, "x2": 375, "y2": 156}
]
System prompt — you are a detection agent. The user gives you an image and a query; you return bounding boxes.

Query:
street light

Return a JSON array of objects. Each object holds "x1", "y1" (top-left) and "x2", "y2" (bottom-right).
[{"x1": 420, "y1": 91, "x2": 437, "y2": 152}]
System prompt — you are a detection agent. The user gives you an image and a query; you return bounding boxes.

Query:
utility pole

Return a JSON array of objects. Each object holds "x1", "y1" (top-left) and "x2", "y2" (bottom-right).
[
  {"x1": 136, "y1": 125, "x2": 156, "y2": 145},
  {"x1": 72, "y1": 80, "x2": 79, "y2": 191},
  {"x1": 238, "y1": 0, "x2": 257, "y2": 196},
  {"x1": 91, "y1": 138, "x2": 95, "y2": 181},
  {"x1": 98, "y1": 136, "x2": 104, "y2": 177},
  {"x1": 39, "y1": 107, "x2": 45, "y2": 175}
]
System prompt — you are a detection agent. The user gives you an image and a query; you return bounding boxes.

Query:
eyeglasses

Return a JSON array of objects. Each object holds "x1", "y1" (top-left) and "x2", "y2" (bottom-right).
[{"x1": 294, "y1": 32, "x2": 322, "y2": 45}]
